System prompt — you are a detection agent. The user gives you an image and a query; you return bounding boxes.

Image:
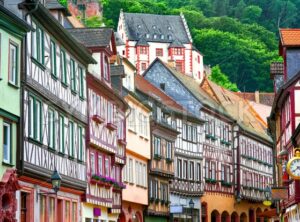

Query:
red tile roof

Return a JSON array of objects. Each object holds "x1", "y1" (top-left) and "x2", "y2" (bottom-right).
[
  {"x1": 280, "y1": 29, "x2": 300, "y2": 46},
  {"x1": 135, "y1": 74, "x2": 185, "y2": 112},
  {"x1": 234, "y1": 92, "x2": 275, "y2": 106}
]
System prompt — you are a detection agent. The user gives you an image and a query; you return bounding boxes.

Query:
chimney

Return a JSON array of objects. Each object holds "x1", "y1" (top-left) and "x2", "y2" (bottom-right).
[{"x1": 255, "y1": 91, "x2": 260, "y2": 103}]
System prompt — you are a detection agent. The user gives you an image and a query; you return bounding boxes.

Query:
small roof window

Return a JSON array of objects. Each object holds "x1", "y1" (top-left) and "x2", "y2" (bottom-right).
[
  {"x1": 146, "y1": 33, "x2": 150, "y2": 38},
  {"x1": 154, "y1": 34, "x2": 157, "y2": 39},
  {"x1": 153, "y1": 25, "x2": 157, "y2": 29},
  {"x1": 168, "y1": 35, "x2": 172, "y2": 40},
  {"x1": 168, "y1": 26, "x2": 172, "y2": 30},
  {"x1": 161, "y1": 35, "x2": 164, "y2": 39},
  {"x1": 137, "y1": 24, "x2": 142, "y2": 29}
]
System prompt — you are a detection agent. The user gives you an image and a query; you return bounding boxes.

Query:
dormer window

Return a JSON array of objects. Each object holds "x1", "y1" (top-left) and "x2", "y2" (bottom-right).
[
  {"x1": 146, "y1": 34, "x2": 150, "y2": 38},
  {"x1": 168, "y1": 26, "x2": 172, "y2": 30},
  {"x1": 153, "y1": 34, "x2": 157, "y2": 39},
  {"x1": 137, "y1": 24, "x2": 141, "y2": 29},
  {"x1": 103, "y1": 56, "x2": 109, "y2": 81},
  {"x1": 161, "y1": 35, "x2": 164, "y2": 39},
  {"x1": 153, "y1": 25, "x2": 157, "y2": 29},
  {"x1": 168, "y1": 35, "x2": 172, "y2": 40}
]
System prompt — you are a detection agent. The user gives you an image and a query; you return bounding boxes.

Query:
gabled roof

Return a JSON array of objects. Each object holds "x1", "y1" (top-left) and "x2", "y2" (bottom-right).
[
  {"x1": 114, "y1": 32, "x2": 125, "y2": 46},
  {"x1": 136, "y1": 37, "x2": 149, "y2": 46},
  {"x1": 202, "y1": 78, "x2": 272, "y2": 143},
  {"x1": 122, "y1": 12, "x2": 191, "y2": 44},
  {"x1": 270, "y1": 70, "x2": 300, "y2": 119},
  {"x1": 279, "y1": 29, "x2": 300, "y2": 47},
  {"x1": 68, "y1": 28, "x2": 114, "y2": 48},
  {"x1": 45, "y1": 0, "x2": 70, "y2": 16},
  {"x1": 135, "y1": 74, "x2": 203, "y2": 123},
  {"x1": 169, "y1": 39, "x2": 184, "y2": 48},
  {"x1": 20, "y1": 1, "x2": 96, "y2": 65},
  {"x1": 144, "y1": 59, "x2": 231, "y2": 119}
]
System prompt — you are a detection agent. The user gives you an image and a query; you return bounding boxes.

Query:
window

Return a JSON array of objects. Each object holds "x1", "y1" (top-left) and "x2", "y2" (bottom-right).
[
  {"x1": 103, "y1": 56, "x2": 109, "y2": 81},
  {"x1": 32, "y1": 23, "x2": 44, "y2": 64},
  {"x1": 128, "y1": 158, "x2": 133, "y2": 183},
  {"x1": 141, "y1": 62, "x2": 147, "y2": 71},
  {"x1": 48, "y1": 109, "x2": 55, "y2": 149},
  {"x1": 211, "y1": 162, "x2": 216, "y2": 180},
  {"x1": 183, "y1": 160, "x2": 188, "y2": 179},
  {"x1": 48, "y1": 197, "x2": 55, "y2": 222},
  {"x1": 65, "y1": 201, "x2": 70, "y2": 222},
  {"x1": 177, "y1": 159, "x2": 182, "y2": 178},
  {"x1": 39, "y1": 195, "x2": 46, "y2": 222},
  {"x1": 98, "y1": 155, "x2": 103, "y2": 175},
  {"x1": 139, "y1": 112, "x2": 143, "y2": 134},
  {"x1": 197, "y1": 55, "x2": 200, "y2": 64},
  {"x1": 72, "y1": 202, "x2": 77, "y2": 222},
  {"x1": 59, "y1": 115, "x2": 65, "y2": 153},
  {"x1": 175, "y1": 61, "x2": 183, "y2": 73},
  {"x1": 69, "y1": 121, "x2": 74, "y2": 157},
  {"x1": 105, "y1": 157, "x2": 109, "y2": 176},
  {"x1": 3, "y1": 122, "x2": 12, "y2": 164},
  {"x1": 8, "y1": 42, "x2": 18, "y2": 86},
  {"x1": 90, "y1": 153, "x2": 95, "y2": 175},
  {"x1": 156, "y1": 48, "x2": 163, "y2": 57},
  {"x1": 190, "y1": 162, "x2": 194, "y2": 180},
  {"x1": 140, "y1": 47, "x2": 147, "y2": 54},
  {"x1": 28, "y1": 96, "x2": 42, "y2": 142},
  {"x1": 153, "y1": 136, "x2": 161, "y2": 156},
  {"x1": 173, "y1": 48, "x2": 183, "y2": 55},
  {"x1": 107, "y1": 103, "x2": 114, "y2": 124},
  {"x1": 70, "y1": 59, "x2": 76, "y2": 92},
  {"x1": 128, "y1": 107, "x2": 136, "y2": 131},
  {"x1": 78, "y1": 126, "x2": 83, "y2": 161},
  {"x1": 196, "y1": 163, "x2": 201, "y2": 181},
  {"x1": 50, "y1": 40, "x2": 57, "y2": 77},
  {"x1": 78, "y1": 66, "x2": 85, "y2": 99},
  {"x1": 60, "y1": 49, "x2": 67, "y2": 85},
  {"x1": 205, "y1": 161, "x2": 209, "y2": 178},
  {"x1": 143, "y1": 164, "x2": 147, "y2": 187},
  {"x1": 166, "y1": 141, "x2": 172, "y2": 159}
]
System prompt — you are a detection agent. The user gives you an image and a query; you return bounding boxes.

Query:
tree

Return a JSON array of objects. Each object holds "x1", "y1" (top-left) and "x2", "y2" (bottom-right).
[
  {"x1": 241, "y1": 5, "x2": 262, "y2": 24},
  {"x1": 58, "y1": 0, "x2": 67, "y2": 7},
  {"x1": 209, "y1": 65, "x2": 239, "y2": 92}
]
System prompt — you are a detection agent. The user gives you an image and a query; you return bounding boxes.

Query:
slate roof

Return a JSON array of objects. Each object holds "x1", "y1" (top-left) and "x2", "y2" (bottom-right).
[
  {"x1": 45, "y1": 0, "x2": 70, "y2": 15},
  {"x1": 280, "y1": 29, "x2": 300, "y2": 46},
  {"x1": 68, "y1": 28, "x2": 113, "y2": 48},
  {"x1": 123, "y1": 12, "x2": 191, "y2": 44},
  {"x1": 136, "y1": 37, "x2": 149, "y2": 46},
  {"x1": 114, "y1": 32, "x2": 125, "y2": 46},
  {"x1": 135, "y1": 74, "x2": 202, "y2": 122},
  {"x1": 201, "y1": 78, "x2": 272, "y2": 142},
  {"x1": 168, "y1": 39, "x2": 184, "y2": 48}
]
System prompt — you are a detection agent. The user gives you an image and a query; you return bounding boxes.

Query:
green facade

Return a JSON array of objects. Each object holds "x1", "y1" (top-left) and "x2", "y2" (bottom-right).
[{"x1": 0, "y1": 6, "x2": 30, "y2": 178}]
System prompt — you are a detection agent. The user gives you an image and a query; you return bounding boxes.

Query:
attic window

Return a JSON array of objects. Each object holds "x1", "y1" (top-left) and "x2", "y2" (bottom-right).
[
  {"x1": 146, "y1": 34, "x2": 150, "y2": 38},
  {"x1": 161, "y1": 35, "x2": 164, "y2": 39},
  {"x1": 137, "y1": 25, "x2": 141, "y2": 29},
  {"x1": 153, "y1": 34, "x2": 157, "y2": 39},
  {"x1": 168, "y1": 35, "x2": 172, "y2": 40},
  {"x1": 160, "y1": 83, "x2": 165, "y2": 91},
  {"x1": 168, "y1": 26, "x2": 172, "y2": 30},
  {"x1": 153, "y1": 25, "x2": 157, "y2": 29}
]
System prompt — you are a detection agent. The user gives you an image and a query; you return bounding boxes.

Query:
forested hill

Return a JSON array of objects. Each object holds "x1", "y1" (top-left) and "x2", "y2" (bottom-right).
[{"x1": 76, "y1": 0, "x2": 300, "y2": 92}]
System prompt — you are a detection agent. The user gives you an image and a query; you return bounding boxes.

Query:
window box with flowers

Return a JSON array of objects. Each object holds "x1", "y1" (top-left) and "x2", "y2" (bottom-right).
[
  {"x1": 150, "y1": 197, "x2": 155, "y2": 203},
  {"x1": 92, "y1": 115, "x2": 105, "y2": 124},
  {"x1": 221, "y1": 181, "x2": 232, "y2": 187},
  {"x1": 166, "y1": 158, "x2": 173, "y2": 164},
  {"x1": 154, "y1": 154, "x2": 162, "y2": 160},
  {"x1": 220, "y1": 140, "x2": 231, "y2": 146},
  {"x1": 107, "y1": 122, "x2": 117, "y2": 131},
  {"x1": 205, "y1": 178, "x2": 217, "y2": 184},
  {"x1": 160, "y1": 199, "x2": 165, "y2": 204}
]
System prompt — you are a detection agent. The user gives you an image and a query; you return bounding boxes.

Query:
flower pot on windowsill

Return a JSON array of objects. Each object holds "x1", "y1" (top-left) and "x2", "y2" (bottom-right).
[
  {"x1": 154, "y1": 154, "x2": 162, "y2": 160},
  {"x1": 210, "y1": 136, "x2": 217, "y2": 141},
  {"x1": 92, "y1": 115, "x2": 105, "y2": 124},
  {"x1": 166, "y1": 158, "x2": 173, "y2": 164},
  {"x1": 118, "y1": 139, "x2": 127, "y2": 146},
  {"x1": 107, "y1": 122, "x2": 117, "y2": 131},
  {"x1": 150, "y1": 197, "x2": 155, "y2": 203},
  {"x1": 90, "y1": 178, "x2": 98, "y2": 185}
]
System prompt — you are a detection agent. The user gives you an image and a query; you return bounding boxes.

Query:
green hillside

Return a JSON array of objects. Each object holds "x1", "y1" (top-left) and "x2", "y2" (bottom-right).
[{"x1": 72, "y1": 0, "x2": 297, "y2": 92}]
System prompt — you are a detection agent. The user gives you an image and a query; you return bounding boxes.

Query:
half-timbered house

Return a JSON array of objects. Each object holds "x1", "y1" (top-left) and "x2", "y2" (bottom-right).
[
  {"x1": 13, "y1": 1, "x2": 95, "y2": 221},
  {"x1": 69, "y1": 27, "x2": 128, "y2": 222},
  {"x1": 0, "y1": 3, "x2": 31, "y2": 221},
  {"x1": 143, "y1": 58, "x2": 272, "y2": 222},
  {"x1": 135, "y1": 74, "x2": 180, "y2": 222},
  {"x1": 118, "y1": 57, "x2": 151, "y2": 222},
  {"x1": 116, "y1": 10, "x2": 204, "y2": 81},
  {"x1": 268, "y1": 29, "x2": 300, "y2": 222}
]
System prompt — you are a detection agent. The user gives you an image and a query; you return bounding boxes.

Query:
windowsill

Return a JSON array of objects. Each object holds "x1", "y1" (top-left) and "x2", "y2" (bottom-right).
[
  {"x1": 2, "y1": 161, "x2": 14, "y2": 167},
  {"x1": 78, "y1": 159, "x2": 84, "y2": 163},
  {"x1": 28, "y1": 137, "x2": 43, "y2": 145},
  {"x1": 51, "y1": 73, "x2": 58, "y2": 80},
  {"x1": 48, "y1": 147, "x2": 56, "y2": 153},
  {"x1": 31, "y1": 57, "x2": 46, "y2": 71},
  {"x1": 61, "y1": 82, "x2": 68, "y2": 88},
  {"x1": 71, "y1": 89, "x2": 77, "y2": 95},
  {"x1": 68, "y1": 156, "x2": 75, "y2": 160},
  {"x1": 58, "y1": 152, "x2": 65, "y2": 157},
  {"x1": 79, "y1": 96, "x2": 85, "y2": 101},
  {"x1": 128, "y1": 128, "x2": 137, "y2": 134},
  {"x1": 8, "y1": 82, "x2": 19, "y2": 89}
]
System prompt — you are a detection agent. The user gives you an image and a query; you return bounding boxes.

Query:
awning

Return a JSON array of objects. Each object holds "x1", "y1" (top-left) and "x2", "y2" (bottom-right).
[{"x1": 257, "y1": 209, "x2": 277, "y2": 218}]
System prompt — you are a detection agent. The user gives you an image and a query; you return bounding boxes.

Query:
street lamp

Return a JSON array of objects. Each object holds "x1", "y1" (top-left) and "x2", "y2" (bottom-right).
[
  {"x1": 36, "y1": 169, "x2": 62, "y2": 201},
  {"x1": 189, "y1": 199, "x2": 194, "y2": 222},
  {"x1": 51, "y1": 169, "x2": 62, "y2": 193},
  {"x1": 263, "y1": 185, "x2": 272, "y2": 206}
]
